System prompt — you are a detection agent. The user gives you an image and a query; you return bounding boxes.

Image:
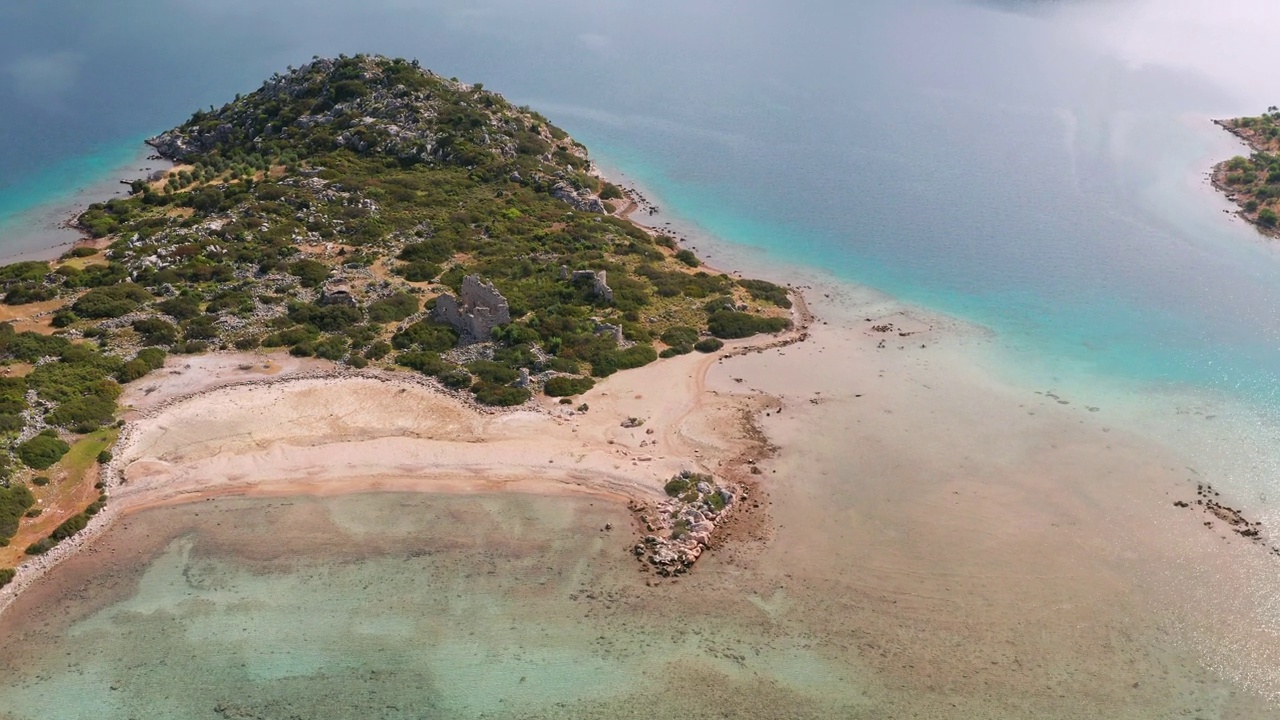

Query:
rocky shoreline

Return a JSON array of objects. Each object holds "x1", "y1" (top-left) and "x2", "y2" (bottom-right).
[{"x1": 1210, "y1": 117, "x2": 1280, "y2": 239}]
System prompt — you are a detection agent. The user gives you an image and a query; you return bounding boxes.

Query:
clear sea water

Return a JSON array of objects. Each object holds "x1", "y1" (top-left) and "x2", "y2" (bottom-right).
[
  {"x1": 5, "y1": 0, "x2": 1280, "y2": 716},
  {"x1": 4, "y1": 0, "x2": 1280, "y2": 396}
]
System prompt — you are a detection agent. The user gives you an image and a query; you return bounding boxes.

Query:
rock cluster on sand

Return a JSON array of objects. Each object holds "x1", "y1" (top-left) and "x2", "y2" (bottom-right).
[{"x1": 633, "y1": 470, "x2": 740, "y2": 576}]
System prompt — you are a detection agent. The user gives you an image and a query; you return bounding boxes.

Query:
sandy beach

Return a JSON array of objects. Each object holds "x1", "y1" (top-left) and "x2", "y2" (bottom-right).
[
  {"x1": 2, "y1": 184, "x2": 1280, "y2": 716},
  {"x1": 0, "y1": 311, "x2": 794, "y2": 616}
]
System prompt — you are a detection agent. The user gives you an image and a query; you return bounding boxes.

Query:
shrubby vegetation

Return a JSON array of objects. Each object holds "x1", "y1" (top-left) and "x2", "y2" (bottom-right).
[
  {"x1": 737, "y1": 279, "x2": 792, "y2": 309},
  {"x1": 0, "y1": 483, "x2": 35, "y2": 542},
  {"x1": 0, "y1": 55, "x2": 795, "y2": 497},
  {"x1": 707, "y1": 311, "x2": 790, "y2": 339},
  {"x1": 1218, "y1": 109, "x2": 1280, "y2": 232},
  {"x1": 543, "y1": 375, "x2": 594, "y2": 397},
  {"x1": 17, "y1": 431, "x2": 70, "y2": 470},
  {"x1": 694, "y1": 337, "x2": 724, "y2": 353}
]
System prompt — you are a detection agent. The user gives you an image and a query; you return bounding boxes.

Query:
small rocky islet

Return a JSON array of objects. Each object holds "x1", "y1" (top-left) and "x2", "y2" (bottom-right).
[{"x1": 0, "y1": 54, "x2": 798, "y2": 584}]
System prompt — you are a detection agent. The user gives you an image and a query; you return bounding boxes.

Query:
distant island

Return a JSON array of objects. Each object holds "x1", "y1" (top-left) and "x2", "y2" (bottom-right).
[
  {"x1": 1213, "y1": 108, "x2": 1280, "y2": 235},
  {"x1": 0, "y1": 55, "x2": 799, "y2": 592}
]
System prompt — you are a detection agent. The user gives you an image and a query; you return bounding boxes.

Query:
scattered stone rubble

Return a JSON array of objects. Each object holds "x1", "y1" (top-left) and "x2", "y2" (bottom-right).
[{"x1": 633, "y1": 470, "x2": 742, "y2": 576}]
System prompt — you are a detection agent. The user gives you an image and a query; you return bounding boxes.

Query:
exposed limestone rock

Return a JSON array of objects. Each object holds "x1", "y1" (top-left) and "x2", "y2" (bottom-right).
[
  {"x1": 433, "y1": 274, "x2": 510, "y2": 342},
  {"x1": 551, "y1": 182, "x2": 606, "y2": 214},
  {"x1": 634, "y1": 470, "x2": 741, "y2": 576}
]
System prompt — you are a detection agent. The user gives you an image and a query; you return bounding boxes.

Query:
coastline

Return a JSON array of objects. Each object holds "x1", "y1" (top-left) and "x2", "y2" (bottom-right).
[
  {"x1": 4, "y1": 148, "x2": 1280, "y2": 713},
  {"x1": 0, "y1": 289, "x2": 807, "y2": 616},
  {"x1": 1210, "y1": 117, "x2": 1280, "y2": 239},
  {"x1": 0, "y1": 142, "x2": 172, "y2": 264}
]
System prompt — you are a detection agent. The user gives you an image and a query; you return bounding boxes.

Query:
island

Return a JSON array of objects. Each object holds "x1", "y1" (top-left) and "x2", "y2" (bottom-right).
[
  {"x1": 1213, "y1": 108, "x2": 1280, "y2": 234},
  {"x1": 0, "y1": 55, "x2": 802, "y2": 600}
]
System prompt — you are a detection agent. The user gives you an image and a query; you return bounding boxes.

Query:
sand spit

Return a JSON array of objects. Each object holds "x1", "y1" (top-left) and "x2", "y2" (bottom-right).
[{"x1": 0, "y1": 314, "x2": 799, "y2": 616}]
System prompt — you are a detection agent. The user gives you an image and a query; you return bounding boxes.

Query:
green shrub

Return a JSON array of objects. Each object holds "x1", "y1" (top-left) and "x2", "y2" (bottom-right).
[
  {"x1": 4, "y1": 283, "x2": 57, "y2": 305},
  {"x1": 289, "y1": 302, "x2": 362, "y2": 332},
  {"x1": 288, "y1": 259, "x2": 331, "y2": 288},
  {"x1": 24, "y1": 538, "x2": 54, "y2": 555},
  {"x1": 31, "y1": 476, "x2": 49, "y2": 487},
  {"x1": 314, "y1": 335, "x2": 350, "y2": 360},
  {"x1": 0, "y1": 567, "x2": 14, "y2": 588},
  {"x1": 707, "y1": 311, "x2": 790, "y2": 339},
  {"x1": 97, "y1": 450, "x2": 113, "y2": 464},
  {"x1": 71, "y1": 284, "x2": 152, "y2": 319},
  {"x1": 737, "y1": 279, "x2": 792, "y2": 309},
  {"x1": 438, "y1": 369, "x2": 473, "y2": 389},
  {"x1": 659, "y1": 346, "x2": 691, "y2": 358},
  {"x1": 395, "y1": 262, "x2": 441, "y2": 282},
  {"x1": 546, "y1": 356, "x2": 580, "y2": 374},
  {"x1": 467, "y1": 360, "x2": 519, "y2": 384},
  {"x1": 398, "y1": 239, "x2": 453, "y2": 264},
  {"x1": 674, "y1": 249, "x2": 700, "y2": 267},
  {"x1": 590, "y1": 344, "x2": 658, "y2": 377},
  {"x1": 392, "y1": 320, "x2": 459, "y2": 352},
  {"x1": 117, "y1": 358, "x2": 153, "y2": 383},
  {"x1": 50, "y1": 310, "x2": 79, "y2": 328},
  {"x1": 156, "y1": 295, "x2": 202, "y2": 320},
  {"x1": 397, "y1": 351, "x2": 450, "y2": 376},
  {"x1": 660, "y1": 326, "x2": 699, "y2": 347},
  {"x1": 694, "y1": 337, "x2": 724, "y2": 353},
  {"x1": 136, "y1": 347, "x2": 167, "y2": 369},
  {"x1": 367, "y1": 292, "x2": 420, "y2": 322},
  {"x1": 0, "y1": 261, "x2": 51, "y2": 284},
  {"x1": 47, "y1": 393, "x2": 118, "y2": 431},
  {"x1": 544, "y1": 376, "x2": 595, "y2": 397},
  {"x1": 50, "y1": 512, "x2": 88, "y2": 541},
  {"x1": 17, "y1": 433, "x2": 70, "y2": 469},
  {"x1": 0, "y1": 483, "x2": 35, "y2": 540},
  {"x1": 472, "y1": 382, "x2": 531, "y2": 406}
]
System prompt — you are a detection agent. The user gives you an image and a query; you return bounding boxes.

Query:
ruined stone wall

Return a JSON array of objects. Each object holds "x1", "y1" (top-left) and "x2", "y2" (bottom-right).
[{"x1": 433, "y1": 274, "x2": 510, "y2": 341}]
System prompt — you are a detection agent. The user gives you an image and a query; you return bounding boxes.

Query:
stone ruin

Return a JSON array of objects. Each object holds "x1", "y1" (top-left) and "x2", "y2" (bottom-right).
[
  {"x1": 559, "y1": 265, "x2": 613, "y2": 303},
  {"x1": 433, "y1": 274, "x2": 510, "y2": 342},
  {"x1": 319, "y1": 279, "x2": 357, "y2": 307}
]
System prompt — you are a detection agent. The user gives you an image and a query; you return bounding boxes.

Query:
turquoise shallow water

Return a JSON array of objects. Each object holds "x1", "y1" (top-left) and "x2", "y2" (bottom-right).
[
  {"x1": 0, "y1": 139, "x2": 149, "y2": 223},
  {"x1": 3, "y1": 0, "x2": 1277, "y2": 399},
  {"x1": 0, "y1": 495, "x2": 878, "y2": 719}
]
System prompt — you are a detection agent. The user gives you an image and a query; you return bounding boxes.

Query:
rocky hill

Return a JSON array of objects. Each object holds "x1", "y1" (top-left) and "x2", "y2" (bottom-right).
[{"x1": 0, "y1": 55, "x2": 794, "y2": 573}]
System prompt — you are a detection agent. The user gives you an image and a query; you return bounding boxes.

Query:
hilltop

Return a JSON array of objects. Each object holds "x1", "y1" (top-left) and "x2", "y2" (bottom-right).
[{"x1": 0, "y1": 55, "x2": 795, "y2": 579}]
